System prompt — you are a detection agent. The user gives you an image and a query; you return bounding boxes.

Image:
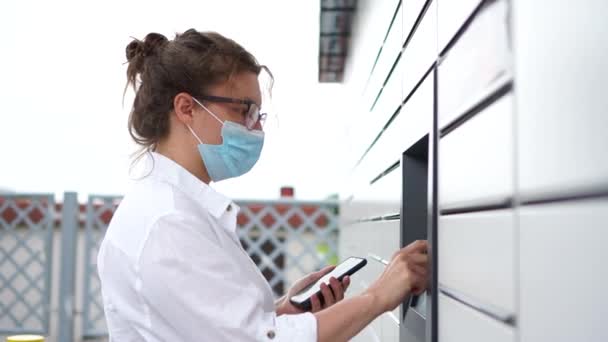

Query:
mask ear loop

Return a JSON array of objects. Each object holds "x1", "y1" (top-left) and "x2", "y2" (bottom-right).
[
  {"x1": 186, "y1": 124, "x2": 204, "y2": 144},
  {"x1": 192, "y1": 97, "x2": 223, "y2": 124},
  {"x1": 188, "y1": 97, "x2": 225, "y2": 145}
]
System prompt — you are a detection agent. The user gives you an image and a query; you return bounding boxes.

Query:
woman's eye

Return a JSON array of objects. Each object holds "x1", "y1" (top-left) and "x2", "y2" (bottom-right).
[{"x1": 230, "y1": 106, "x2": 247, "y2": 115}]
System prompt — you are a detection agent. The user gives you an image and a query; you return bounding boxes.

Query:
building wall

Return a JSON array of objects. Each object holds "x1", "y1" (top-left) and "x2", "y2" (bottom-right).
[{"x1": 339, "y1": 0, "x2": 608, "y2": 341}]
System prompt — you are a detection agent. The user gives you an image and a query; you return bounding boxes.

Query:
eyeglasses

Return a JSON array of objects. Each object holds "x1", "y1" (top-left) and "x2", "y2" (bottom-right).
[{"x1": 198, "y1": 95, "x2": 267, "y2": 130}]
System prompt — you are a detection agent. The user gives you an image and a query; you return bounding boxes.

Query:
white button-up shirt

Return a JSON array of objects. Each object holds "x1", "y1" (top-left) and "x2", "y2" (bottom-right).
[{"x1": 97, "y1": 152, "x2": 317, "y2": 341}]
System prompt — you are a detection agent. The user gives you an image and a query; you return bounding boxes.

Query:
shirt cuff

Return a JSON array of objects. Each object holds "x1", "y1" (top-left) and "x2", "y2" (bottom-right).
[{"x1": 259, "y1": 312, "x2": 318, "y2": 342}]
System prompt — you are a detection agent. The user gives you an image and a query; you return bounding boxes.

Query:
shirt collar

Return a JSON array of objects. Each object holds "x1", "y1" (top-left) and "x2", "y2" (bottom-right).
[{"x1": 146, "y1": 152, "x2": 238, "y2": 220}]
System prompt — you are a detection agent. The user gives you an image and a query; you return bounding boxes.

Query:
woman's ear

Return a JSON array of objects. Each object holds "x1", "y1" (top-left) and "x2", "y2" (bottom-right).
[{"x1": 173, "y1": 92, "x2": 196, "y2": 125}]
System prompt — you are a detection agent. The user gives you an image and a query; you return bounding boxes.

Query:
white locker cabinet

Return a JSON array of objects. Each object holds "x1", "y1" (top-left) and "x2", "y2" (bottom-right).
[
  {"x1": 438, "y1": 0, "x2": 511, "y2": 128},
  {"x1": 361, "y1": 72, "x2": 433, "y2": 186},
  {"x1": 402, "y1": 0, "x2": 429, "y2": 50},
  {"x1": 401, "y1": 0, "x2": 437, "y2": 101},
  {"x1": 381, "y1": 311, "x2": 401, "y2": 342},
  {"x1": 346, "y1": 165, "x2": 401, "y2": 220},
  {"x1": 340, "y1": 221, "x2": 395, "y2": 268},
  {"x1": 346, "y1": 0, "x2": 401, "y2": 86},
  {"x1": 519, "y1": 199, "x2": 608, "y2": 342},
  {"x1": 514, "y1": 0, "x2": 608, "y2": 199},
  {"x1": 361, "y1": 252, "x2": 386, "y2": 291},
  {"x1": 374, "y1": 72, "x2": 433, "y2": 178},
  {"x1": 339, "y1": 1, "x2": 605, "y2": 342},
  {"x1": 350, "y1": 220, "x2": 400, "y2": 263},
  {"x1": 439, "y1": 294, "x2": 515, "y2": 342},
  {"x1": 370, "y1": 220, "x2": 400, "y2": 262},
  {"x1": 368, "y1": 51, "x2": 403, "y2": 135},
  {"x1": 439, "y1": 210, "x2": 515, "y2": 314},
  {"x1": 362, "y1": 5, "x2": 403, "y2": 114},
  {"x1": 354, "y1": 56, "x2": 404, "y2": 184},
  {"x1": 347, "y1": 0, "x2": 403, "y2": 163},
  {"x1": 437, "y1": 0, "x2": 483, "y2": 52},
  {"x1": 439, "y1": 94, "x2": 514, "y2": 209}
]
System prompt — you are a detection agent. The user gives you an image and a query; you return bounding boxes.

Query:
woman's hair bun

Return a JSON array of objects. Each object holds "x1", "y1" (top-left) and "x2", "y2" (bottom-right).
[
  {"x1": 125, "y1": 39, "x2": 144, "y2": 62},
  {"x1": 125, "y1": 32, "x2": 168, "y2": 62}
]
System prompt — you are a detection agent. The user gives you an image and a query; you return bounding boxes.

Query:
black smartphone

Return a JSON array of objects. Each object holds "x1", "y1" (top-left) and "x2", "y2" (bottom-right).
[{"x1": 289, "y1": 257, "x2": 367, "y2": 311}]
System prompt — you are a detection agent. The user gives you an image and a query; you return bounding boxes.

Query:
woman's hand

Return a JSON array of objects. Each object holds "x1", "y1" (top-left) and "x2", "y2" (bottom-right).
[
  {"x1": 276, "y1": 265, "x2": 351, "y2": 315},
  {"x1": 365, "y1": 240, "x2": 429, "y2": 313}
]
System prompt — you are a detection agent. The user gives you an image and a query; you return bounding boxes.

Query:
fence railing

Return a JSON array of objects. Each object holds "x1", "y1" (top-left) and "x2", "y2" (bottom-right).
[
  {"x1": 0, "y1": 194, "x2": 55, "y2": 336},
  {"x1": 0, "y1": 192, "x2": 339, "y2": 342}
]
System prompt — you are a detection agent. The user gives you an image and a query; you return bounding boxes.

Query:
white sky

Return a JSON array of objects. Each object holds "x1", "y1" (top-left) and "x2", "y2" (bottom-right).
[{"x1": 0, "y1": 0, "x2": 356, "y2": 201}]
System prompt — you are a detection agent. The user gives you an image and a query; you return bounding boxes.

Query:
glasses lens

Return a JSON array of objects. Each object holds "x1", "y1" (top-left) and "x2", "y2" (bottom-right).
[{"x1": 246, "y1": 104, "x2": 260, "y2": 130}]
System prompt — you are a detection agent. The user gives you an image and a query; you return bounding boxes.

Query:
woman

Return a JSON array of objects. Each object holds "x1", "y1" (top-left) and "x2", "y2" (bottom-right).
[{"x1": 97, "y1": 29, "x2": 429, "y2": 342}]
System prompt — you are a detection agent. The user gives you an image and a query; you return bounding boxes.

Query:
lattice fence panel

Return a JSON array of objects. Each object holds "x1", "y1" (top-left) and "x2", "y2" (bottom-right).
[
  {"x1": 236, "y1": 201, "x2": 339, "y2": 298},
  {"x1": 0, "y1": 194, "x2": 54, "y2": 335}
]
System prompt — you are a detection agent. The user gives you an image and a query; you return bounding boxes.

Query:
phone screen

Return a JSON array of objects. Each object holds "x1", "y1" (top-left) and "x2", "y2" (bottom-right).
[{"x1": 291, "y1": 257, "x2": 364, "y2": 303}]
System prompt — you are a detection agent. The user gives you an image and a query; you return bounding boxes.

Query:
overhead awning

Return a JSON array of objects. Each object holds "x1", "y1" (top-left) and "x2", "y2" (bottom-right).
[{"x1": 318, "y1": 0, "x2": 357, "y2": 82}]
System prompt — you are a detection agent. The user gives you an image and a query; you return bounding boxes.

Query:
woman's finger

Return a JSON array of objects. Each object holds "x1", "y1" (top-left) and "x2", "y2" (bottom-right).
[
  {"x1": 402, "y1": 240, "x2": 428, "y2": 254},
  {"x1": 310, "y1": 292, "x2": 321, "y2": 312},
  {"x1": 410, "y1": 264, "x2": 427, "y2": 277},
  {"x1": 329, "y1": 277, "x2": 344, "y2": 301},
  {"x1": 402, "y1": 252, "x2": 428, "y2": 265},
  {"x1": 342, "y1": 276, "x2": 351, "y2": 292},
  {"x1": 316, "y1": 265, "x2": 335, "y2": 278},
  {"x1": 410, "y1": 266, "x2": 429, "y2": 295},
  {"x1": 294, "y1": 266, "x2": 334, "y2": 294},
  {"x1": 320, "y1": 282, "x2": 335, "y2": 307}
]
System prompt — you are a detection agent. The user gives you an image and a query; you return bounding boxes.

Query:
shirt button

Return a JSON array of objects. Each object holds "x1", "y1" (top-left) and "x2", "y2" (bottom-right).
[{"x1": 267, "y1": 330, "x2": 276, "y2": 339}]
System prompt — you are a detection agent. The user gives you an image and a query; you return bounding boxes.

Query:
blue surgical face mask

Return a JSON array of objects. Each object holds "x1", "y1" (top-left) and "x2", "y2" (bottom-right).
[{"x1": 187, "y1": 99, "x2": 265, "y2": 182}]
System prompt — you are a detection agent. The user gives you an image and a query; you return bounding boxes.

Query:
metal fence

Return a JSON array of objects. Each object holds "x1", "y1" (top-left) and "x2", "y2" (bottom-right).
[
  {"x1": 235, "y1": 200, "x2": 339, "y2": 297},
  {"x1": 0, "y1": 194, "x2": 55, "y2": 336},
  {"x1": 1, "y1": 192, "x2": 339, "y2": 342}
]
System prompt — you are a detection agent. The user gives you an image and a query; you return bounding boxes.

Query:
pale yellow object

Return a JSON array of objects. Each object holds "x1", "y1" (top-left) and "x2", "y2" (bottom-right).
[{"x1": 6, "y1": 335, "x2": 45, "y2": 342}]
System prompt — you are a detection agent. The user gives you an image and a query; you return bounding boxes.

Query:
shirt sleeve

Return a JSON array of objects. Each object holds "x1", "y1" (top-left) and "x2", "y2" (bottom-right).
[
  {"x1": 273, "y1": 312, "x2": 317, "y2": 341},
  {"x1": 137, "y1": 213, "x2": 318, "y2": 342}
]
